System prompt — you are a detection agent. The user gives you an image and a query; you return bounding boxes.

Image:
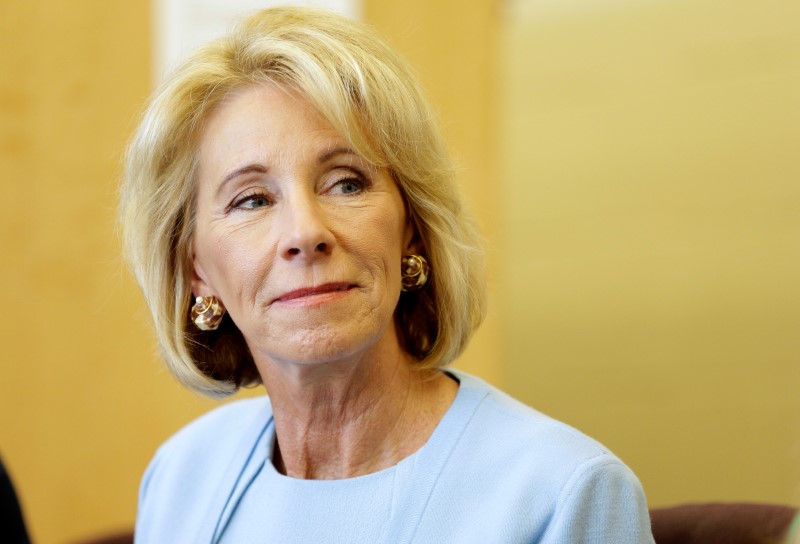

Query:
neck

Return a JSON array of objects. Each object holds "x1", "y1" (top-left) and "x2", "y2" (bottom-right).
[{"x1": 256, "y1": 342, "x2": 457, "y2": 480}]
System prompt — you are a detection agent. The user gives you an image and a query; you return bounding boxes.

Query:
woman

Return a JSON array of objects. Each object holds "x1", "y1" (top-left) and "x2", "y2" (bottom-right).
[
  {"x1": 0, "y1": 456, "x2": 31, "y2": 544},
  {"x1": 121, "y1": 7, "x2": 654, "y2": 543}
]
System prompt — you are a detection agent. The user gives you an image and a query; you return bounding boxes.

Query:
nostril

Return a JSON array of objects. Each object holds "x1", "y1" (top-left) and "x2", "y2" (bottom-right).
[
  {"x1": 288, "y1": 247, "x2": 301, "y2": 256},
  {"x1": 316, "y1": 242, "x2": 328, "y2": 252}
]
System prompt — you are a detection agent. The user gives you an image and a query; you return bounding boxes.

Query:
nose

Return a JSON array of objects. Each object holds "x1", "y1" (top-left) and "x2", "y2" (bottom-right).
[{"x1": 277, "y1": 191, "x2": 335, "y2": 261}]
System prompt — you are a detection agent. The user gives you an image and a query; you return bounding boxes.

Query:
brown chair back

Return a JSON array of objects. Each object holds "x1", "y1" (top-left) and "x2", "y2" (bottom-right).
[{"x1": 650, "y1": 503, "x2": 798, "y2": 544}]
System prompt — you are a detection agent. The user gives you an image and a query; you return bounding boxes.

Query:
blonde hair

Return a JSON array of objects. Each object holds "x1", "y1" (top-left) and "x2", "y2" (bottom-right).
[{"x1": 120, "y1": 6, "x2": 486, "y2": 397}]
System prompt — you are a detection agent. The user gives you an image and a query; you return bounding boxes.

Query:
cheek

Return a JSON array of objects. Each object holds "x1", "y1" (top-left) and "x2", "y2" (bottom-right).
[
  {"x1": 198, "y1": 226, "x2": 272, "y2": 301},
  {"x1": 359, "y1": 208, "x2": 407, "y2": 285}
]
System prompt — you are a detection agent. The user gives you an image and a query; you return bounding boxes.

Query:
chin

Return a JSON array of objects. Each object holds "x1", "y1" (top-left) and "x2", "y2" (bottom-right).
[{"x1": 254, "y1": 321, "x2": 388, "y2": 368}]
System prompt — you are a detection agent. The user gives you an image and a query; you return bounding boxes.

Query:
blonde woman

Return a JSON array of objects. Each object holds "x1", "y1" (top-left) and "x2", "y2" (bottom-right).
[{"x1": 121, "y1": 7, "x2": 654, "y2": 543}]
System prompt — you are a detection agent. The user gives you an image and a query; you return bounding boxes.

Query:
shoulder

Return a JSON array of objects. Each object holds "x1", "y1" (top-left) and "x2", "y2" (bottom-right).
[
  {"x1": 453, "y1": 372, "x2": 652, "y2": 534},
  {"x1": 143, "y1": 395, "x2": 270, "y2": 488},
  {"x1": 453, "y1": 371, "x2": 613, "y2": 466},
  {"x1": 136, "y1": 396, "x2": 271, "y2": 541},
  {"x1": 155, "y1": 395, "x2": 270, "y2": 460},
  {"x1": 425, "y1": 371, "x2": 653, "y2": 542}
]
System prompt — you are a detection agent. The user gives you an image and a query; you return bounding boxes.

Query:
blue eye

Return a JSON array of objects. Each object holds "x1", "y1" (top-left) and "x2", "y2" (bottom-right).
[
  {"x1": 232, "y1": 192, "x2": 271, "y2": 210},
  {"x1": 244, "y1": 196, "x2": 270, "y2": 208},
  {"x1": 336, "y1": 180, "x2": 363, "y2": 194}
]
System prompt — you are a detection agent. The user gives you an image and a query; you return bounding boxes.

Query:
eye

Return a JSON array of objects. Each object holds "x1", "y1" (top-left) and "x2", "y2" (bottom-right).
[
  {"x1": 328, "y1": 167, "x2": 371, "y2": 196},
  {"x1": 231, "y1": 191, "x2": 272, "y2": 210},
  {"x1": 333, "y1": 178, "x2": 365, "y2": 195}
]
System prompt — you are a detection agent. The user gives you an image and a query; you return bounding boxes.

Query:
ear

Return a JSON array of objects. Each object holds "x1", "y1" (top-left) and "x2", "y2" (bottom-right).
[
  {"x1": 402, "y1": 217, "x2": 420, "y2": 255},
  {"x1": 190, "y1": 252, "x2": 216, "y2": 299}
]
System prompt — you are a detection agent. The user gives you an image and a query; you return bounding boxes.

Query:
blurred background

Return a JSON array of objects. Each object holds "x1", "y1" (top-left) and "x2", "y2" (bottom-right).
[{"x1": 0, "y1": 0, "x2": 797, "y2": 541}]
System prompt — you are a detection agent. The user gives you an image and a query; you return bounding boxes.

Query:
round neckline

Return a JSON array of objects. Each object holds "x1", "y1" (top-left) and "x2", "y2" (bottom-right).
[{"x1": 260, "y1": 370, "x2": 464, "y2": 484}]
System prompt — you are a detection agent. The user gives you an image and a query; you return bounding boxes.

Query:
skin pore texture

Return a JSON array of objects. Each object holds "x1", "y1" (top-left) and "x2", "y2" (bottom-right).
[{"x1": 191, "y1": 83, "x2": 458, "y2": 480}]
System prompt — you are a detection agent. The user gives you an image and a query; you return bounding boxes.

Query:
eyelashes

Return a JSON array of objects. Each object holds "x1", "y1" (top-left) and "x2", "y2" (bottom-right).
[
  {"x1": 330, "y1": 176, "x2": 368, "y2": 195},
  {"x1": 229, "y1": 190, "x2": 271, "y2": 210},
  {"x1": 226, "y1": 168, "x2": 372, "y2": 212}
]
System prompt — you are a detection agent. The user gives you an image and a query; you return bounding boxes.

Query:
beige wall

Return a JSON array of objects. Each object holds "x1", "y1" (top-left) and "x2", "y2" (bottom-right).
[
  {"x1": 0, "y1": 0, "x2": 796, "y2": 541},
  {"x1": 498, "y1": 0, "x2": 800, "y2": 506},
  {"x1": 0, "y1": 2, "x2": 219, "y2": 542}
]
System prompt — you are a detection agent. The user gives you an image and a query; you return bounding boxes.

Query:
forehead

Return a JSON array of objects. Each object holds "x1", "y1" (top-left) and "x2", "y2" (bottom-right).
[
  {"x1": 199, "y1": 84, "x2": 336, "y2": 154},
  {"x1": 193, "y1": 84, "x2": 403, "y2": 198}
]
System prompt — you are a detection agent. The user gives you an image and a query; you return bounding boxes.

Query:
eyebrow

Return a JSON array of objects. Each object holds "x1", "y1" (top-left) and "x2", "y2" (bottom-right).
[
  {"x1": 221, "y1": 164, "x2": 268, "y2": 185},
  {"x1": 319, "y1": 146, "x2": 358, "y2": 163},
  {"x1": 217, "y1": 147, "x2": 362, "y2": 190}
]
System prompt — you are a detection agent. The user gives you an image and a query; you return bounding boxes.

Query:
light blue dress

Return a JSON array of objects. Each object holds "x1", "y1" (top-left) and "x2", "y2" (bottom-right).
[{"x1": 135, "y1": 371, "x2": 655, "y2": 543}]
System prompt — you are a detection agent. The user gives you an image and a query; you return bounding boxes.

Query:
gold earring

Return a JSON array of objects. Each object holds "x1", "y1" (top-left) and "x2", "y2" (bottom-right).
[
  {"x1": 191, "y1": 296, "x2": 225, "y2": 331},
  {"x1": 401, "y1": 255, "x2": 429, "y2": 292}
]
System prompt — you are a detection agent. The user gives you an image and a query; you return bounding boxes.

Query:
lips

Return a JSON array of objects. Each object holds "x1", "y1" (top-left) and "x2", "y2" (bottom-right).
[{"x1": 274, "y1": 282, "x2": 354, "y2": 303}]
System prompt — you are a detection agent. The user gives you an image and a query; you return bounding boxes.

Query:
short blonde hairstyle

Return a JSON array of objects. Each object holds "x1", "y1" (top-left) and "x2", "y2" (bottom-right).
[{"x1": 120, "y1": 6, "x2": 486, "y2": 397}]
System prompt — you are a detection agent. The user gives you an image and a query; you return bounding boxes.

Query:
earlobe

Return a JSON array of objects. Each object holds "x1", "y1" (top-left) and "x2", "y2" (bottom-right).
[{"x1": 189, "y1": 252, "x2": 226, "y2": 330}]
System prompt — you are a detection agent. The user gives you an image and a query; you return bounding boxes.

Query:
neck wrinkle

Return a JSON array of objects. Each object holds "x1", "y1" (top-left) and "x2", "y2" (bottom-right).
[{"x1": 266, "y1": 355, "x2": 455, "y2": 480}]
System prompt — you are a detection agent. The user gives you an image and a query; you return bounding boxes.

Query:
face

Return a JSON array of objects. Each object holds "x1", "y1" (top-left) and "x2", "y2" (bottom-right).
[{"x1": 191, "y1": 84, "x2": 413, "y2": 369}]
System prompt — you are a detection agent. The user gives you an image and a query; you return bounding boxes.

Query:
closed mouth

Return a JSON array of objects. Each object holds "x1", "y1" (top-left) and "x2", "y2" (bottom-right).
[{"x1": 275, "y1": 282, "x2": 354, "y2": 303}]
